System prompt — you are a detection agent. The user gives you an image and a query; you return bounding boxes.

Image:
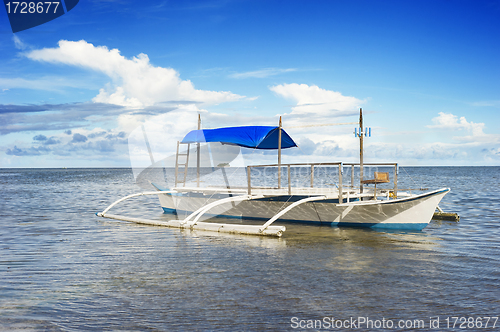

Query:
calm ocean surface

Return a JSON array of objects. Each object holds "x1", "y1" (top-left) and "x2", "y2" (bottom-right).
[{"x1": 1, "y1": 167, "x2": 499, "y2": 331}]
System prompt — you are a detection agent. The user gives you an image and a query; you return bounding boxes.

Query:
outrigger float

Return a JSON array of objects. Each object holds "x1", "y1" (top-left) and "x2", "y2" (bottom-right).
[{"x1": 97, "y1": 109, "x2": 458, "y2": 237}]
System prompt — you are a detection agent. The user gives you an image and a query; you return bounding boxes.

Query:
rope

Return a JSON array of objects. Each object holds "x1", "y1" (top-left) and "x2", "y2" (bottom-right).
[{"x1": 400, "y1": 166, "x2": 419, "y2": 189}]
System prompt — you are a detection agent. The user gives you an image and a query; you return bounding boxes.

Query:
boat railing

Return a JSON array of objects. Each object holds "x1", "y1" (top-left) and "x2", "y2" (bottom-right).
[
  {"x1": 344, "y1": 162, "x2": 399, "y2": 196},
  {"x1": 246, "y1": 162, "x2": 399, "y2": 199}
]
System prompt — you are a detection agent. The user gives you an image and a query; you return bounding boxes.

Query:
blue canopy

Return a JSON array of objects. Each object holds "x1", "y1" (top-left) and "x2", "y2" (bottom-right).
[{"x1": 181, "y1": 126, "x2": 297, "y2": 150}]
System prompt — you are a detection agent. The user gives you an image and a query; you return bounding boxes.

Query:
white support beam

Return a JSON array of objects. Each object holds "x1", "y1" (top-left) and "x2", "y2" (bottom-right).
[{"x1": 259, "y1": 195, "x2": 327, "y2": 232}]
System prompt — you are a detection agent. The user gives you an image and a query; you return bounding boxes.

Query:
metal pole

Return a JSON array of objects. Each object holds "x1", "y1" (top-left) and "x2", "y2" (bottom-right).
[
  {"x1": 247, "y1": 166, "x2": 251, "y2": 195},
  {"x1": 174, "y1": 141, "x2": 180, "y2": 186},
  {"x1": 394, "y1": 163, "x2": 398, "y2": 198},
  {"x1": 278, "y1": 116, "x2": 282, "y2": 189},
  {"x1": 338, "y1": 163, "x2": 343, "y2": 202},
  {"x1": 197, "y1": 114, "x2": 201, "y2": 187},
  {"x1": 288, "y1": 165, "x2": 291, "y2": 195},
  {"x1": 359, "y1": 108, "x2": 364, "y2": 193},
  {"x1": 310, "y1": 165, "x2": 314, "y2": 188}
]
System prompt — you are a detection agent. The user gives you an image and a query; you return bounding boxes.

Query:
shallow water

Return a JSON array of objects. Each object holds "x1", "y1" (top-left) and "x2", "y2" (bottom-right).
[{"x1": 1, "y1": 167, "x2": 499, "y2": 331}]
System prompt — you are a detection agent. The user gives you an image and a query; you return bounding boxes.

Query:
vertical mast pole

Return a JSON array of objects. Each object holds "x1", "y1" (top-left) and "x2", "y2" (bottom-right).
[
  {"x1": 278, "y1": 116, "x2": 282, "y2": 189},
  {"x1": 197, "y1": 114, "x2": 201, "y2": 187},
  {"x1": 359, "y1": 108, "x2": 364, "y2": 193}
]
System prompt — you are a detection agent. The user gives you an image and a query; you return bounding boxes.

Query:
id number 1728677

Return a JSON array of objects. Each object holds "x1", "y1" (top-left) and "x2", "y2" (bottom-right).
[
  {"x1": 444, "y1": 317, "x2": 498, "y2": 329},
  {"x1": 5, "y1": 2, "x2": 60, "y2": 14}
]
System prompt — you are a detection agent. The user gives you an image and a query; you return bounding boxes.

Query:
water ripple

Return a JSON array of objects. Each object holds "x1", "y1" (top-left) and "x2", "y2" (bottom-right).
[{"x1": 0, "y1": 167, "x2": 499, "y2": 331}]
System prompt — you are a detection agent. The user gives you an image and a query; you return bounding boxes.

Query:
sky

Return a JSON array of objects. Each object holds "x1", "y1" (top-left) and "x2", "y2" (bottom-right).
[{"x1": 0, "y1": 0, "x2": 499, "y2": 168}]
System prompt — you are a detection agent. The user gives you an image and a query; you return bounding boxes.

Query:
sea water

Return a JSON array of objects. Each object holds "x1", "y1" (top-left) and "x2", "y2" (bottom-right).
[{"x1": 0, "y1": 167, "x2": 499, "y2": 331}]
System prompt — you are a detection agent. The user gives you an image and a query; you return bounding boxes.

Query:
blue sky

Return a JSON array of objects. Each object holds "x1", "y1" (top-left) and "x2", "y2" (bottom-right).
[{"x1": 1, "y1": 0, "x2": 499, "y2": 167}]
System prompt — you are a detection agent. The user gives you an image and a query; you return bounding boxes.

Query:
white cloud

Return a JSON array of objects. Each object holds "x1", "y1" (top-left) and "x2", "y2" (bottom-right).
[
  {"x1": 4, "y1": 104, "x2": 499, "y2": 166},
  {"x1": 426, "y1": 112, "x2": 500, "y2": 144},
  {"x1": 427, "y1": 112, "x2": 485, "y2": 136},
  {"x1": 270, "y1": 83, "x2": 364, "y2": 117},
  {"x1": 266, "y1": 83, "x2": 364, "y2": 150},
  {"x1": 229, "y1": 68, "x2": 296, "y2": 79},
  {"x1": 13, "y1": 35, "x2": 28, "y2": 50},
  {"x1": 26, "y1": 40, "x2": 244, "y2": 107},
  {"x1": 470, "y1": 100, "x2": 500, "y2": 107},
  {"x1": 3, "y1": 126, "x2": 129, "y2": 161},
  {"x1": 0, "y1": 77, "x2": 95, "y2": 92},
  {"x1": 94, "y1": 86, "x2": 143, "y2": 108},
  {"x1": 128, "y1": 105, "x2": 203, "y2": 171}
]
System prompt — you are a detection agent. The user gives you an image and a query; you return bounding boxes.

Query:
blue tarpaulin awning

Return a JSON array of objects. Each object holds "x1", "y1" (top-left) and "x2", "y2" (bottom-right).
[{"x1": 181, "y1": 126, "x2": 297, "y2": 150}]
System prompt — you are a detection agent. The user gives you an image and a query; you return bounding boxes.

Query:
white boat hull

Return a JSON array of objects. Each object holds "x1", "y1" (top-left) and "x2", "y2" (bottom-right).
[{"x1": 158, "y1": 188, "x2": 450, "y2": 231}]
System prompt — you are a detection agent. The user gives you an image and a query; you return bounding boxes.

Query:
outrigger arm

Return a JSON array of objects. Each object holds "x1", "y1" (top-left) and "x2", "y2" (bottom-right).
[
  {"x1": 181, "y1": 194, "x2": 265, "y2": 226},
  {"x1": 259, "y1": 195, "x2": 328, "y2": 232},
  {"x1": 97, "y1": 191, "x2": 178, "y2": 216},
  {"x1": 96, "y1": 190, "x2": 287, "y2": 237}
]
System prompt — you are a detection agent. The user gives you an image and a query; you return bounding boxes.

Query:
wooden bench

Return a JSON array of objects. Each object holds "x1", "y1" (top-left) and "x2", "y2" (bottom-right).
[
  {"x1": 361, "y1": 172, "x2": 390, "y2": 185},
  {"x1": 361, "y1": 172, "x2": 390, "y2": 198}
]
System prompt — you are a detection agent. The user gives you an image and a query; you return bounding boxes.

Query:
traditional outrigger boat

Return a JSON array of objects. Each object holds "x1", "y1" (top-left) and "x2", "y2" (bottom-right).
[{"x1": 97, "y1": 109, "x2": 455, "y2": 237}]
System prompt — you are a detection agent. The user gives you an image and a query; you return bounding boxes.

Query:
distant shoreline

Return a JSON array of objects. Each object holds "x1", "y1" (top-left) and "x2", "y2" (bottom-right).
[{"x1": 1, "y1": 165, "x2": 499, "y2": 170}]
